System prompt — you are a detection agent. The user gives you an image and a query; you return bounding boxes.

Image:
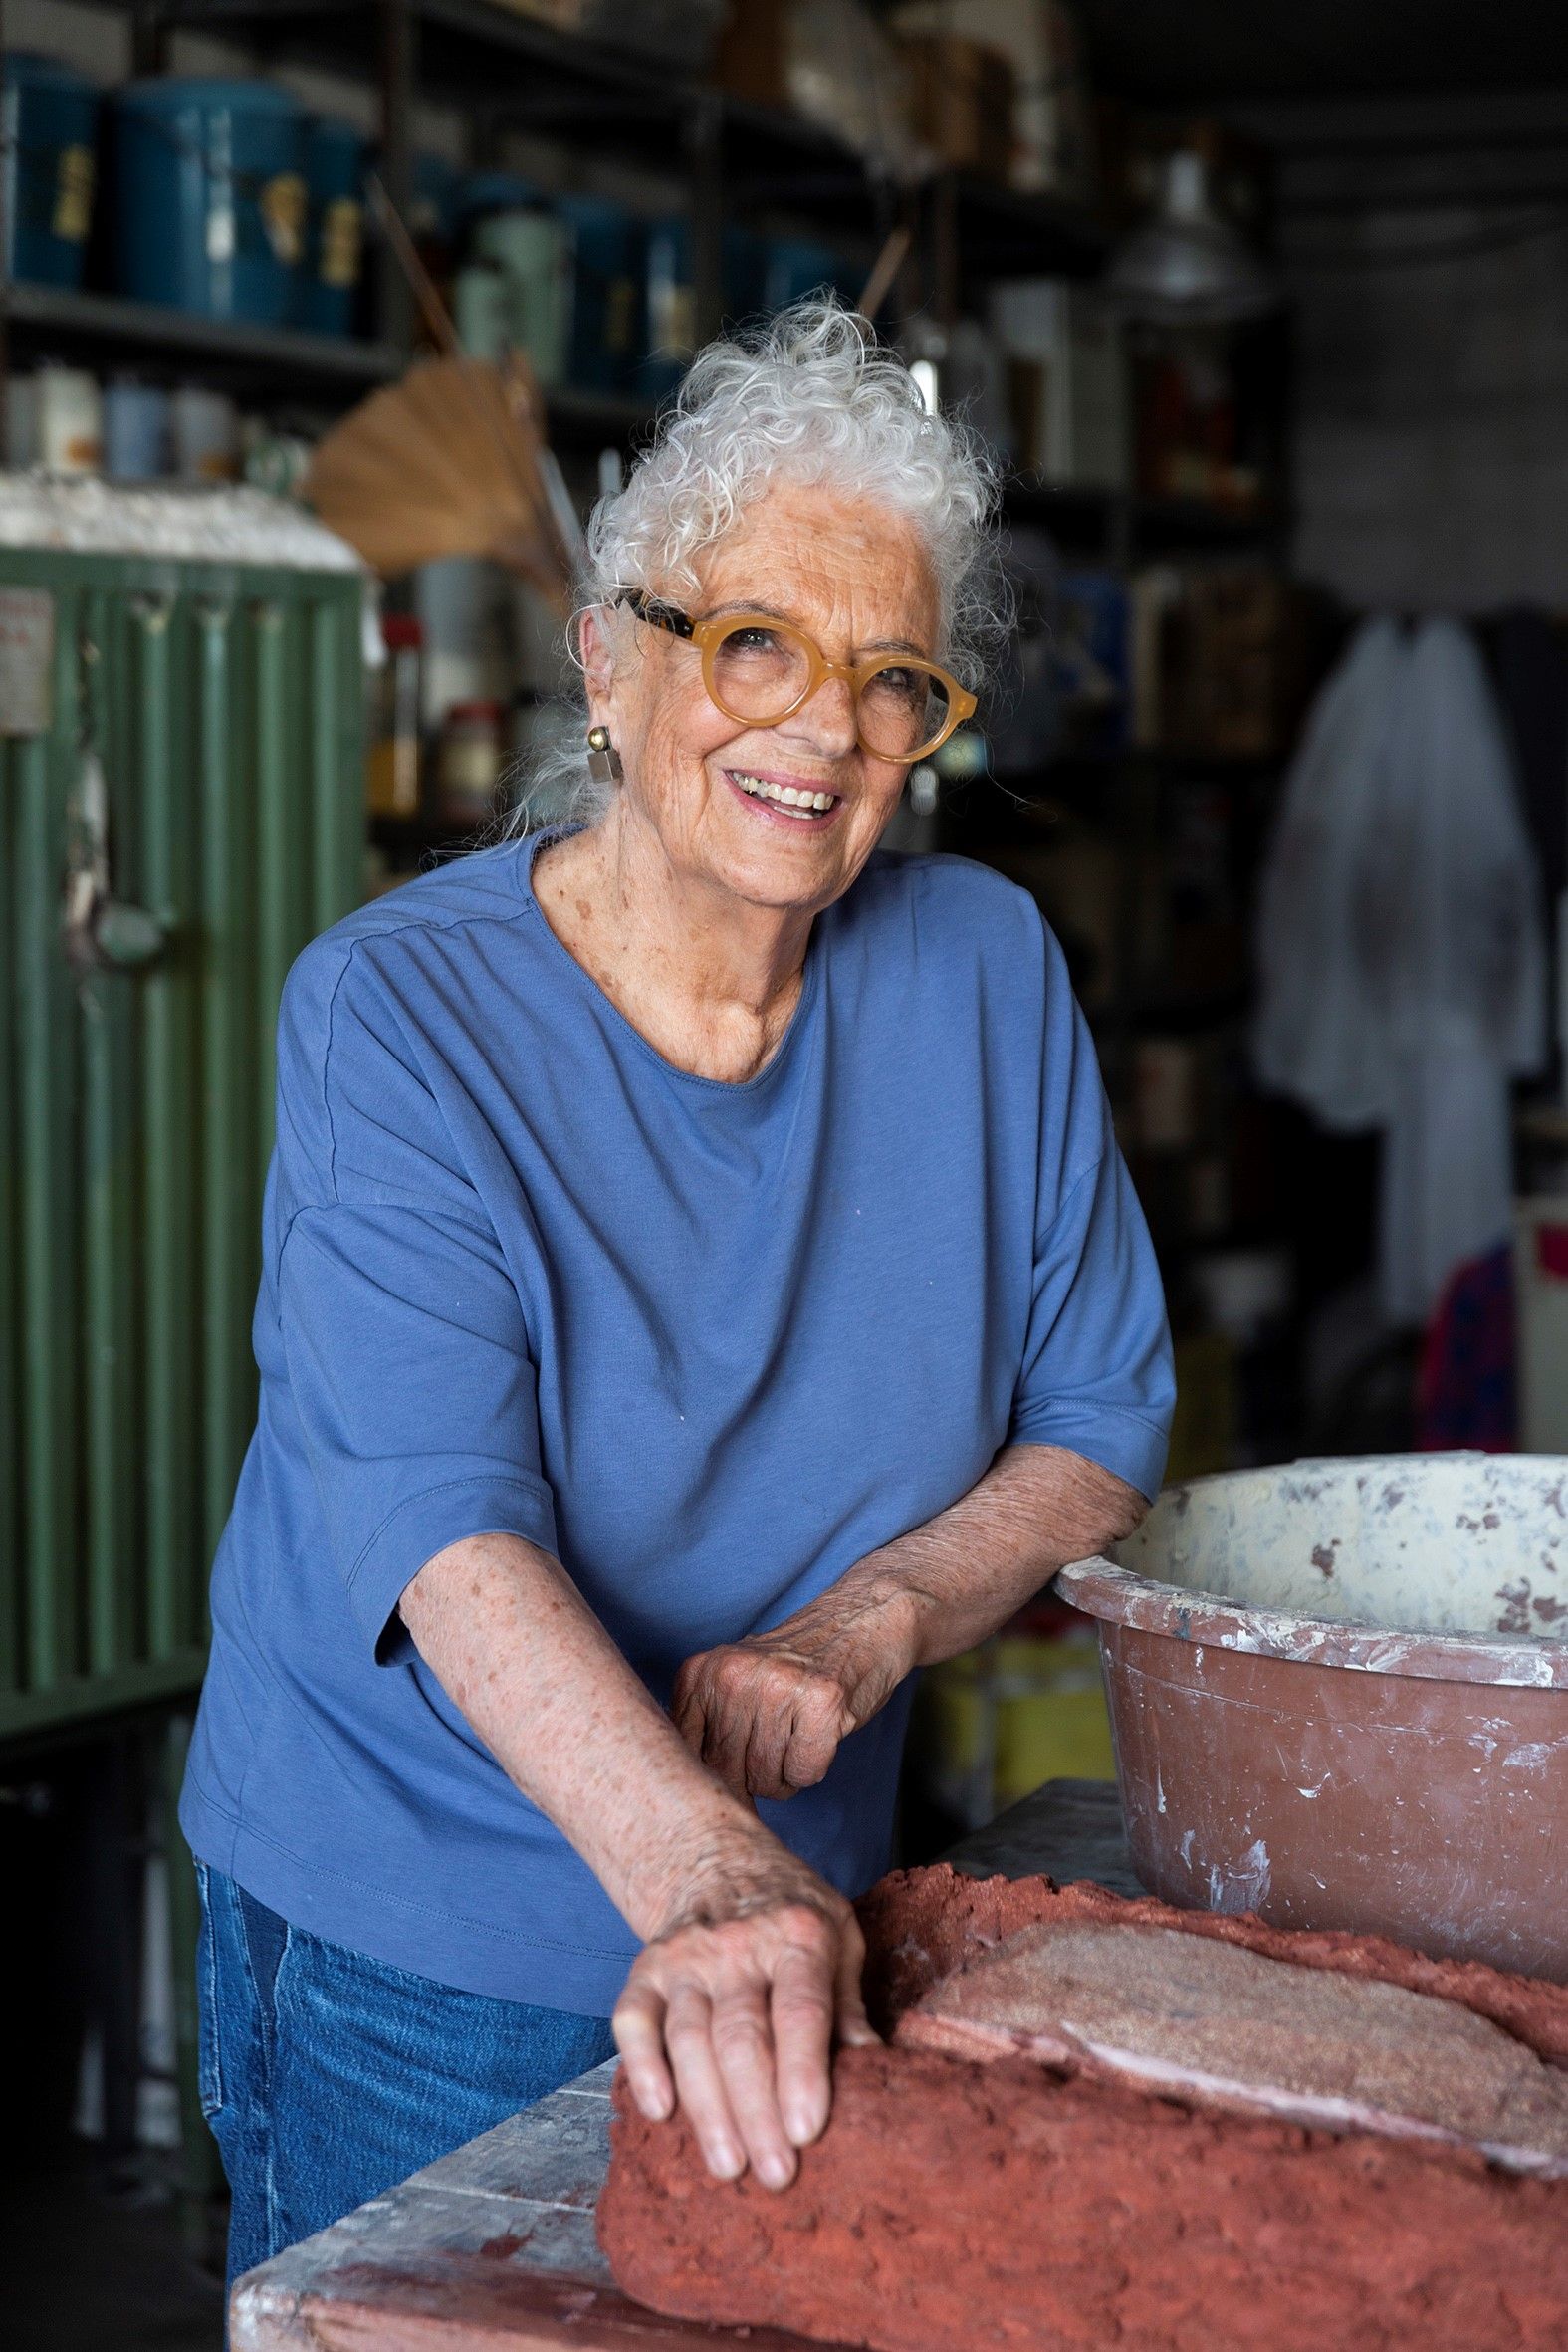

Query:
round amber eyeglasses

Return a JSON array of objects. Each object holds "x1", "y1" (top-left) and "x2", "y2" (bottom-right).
[{"x1": 619, "y1": 590, "x2": 977, "y2": 765}]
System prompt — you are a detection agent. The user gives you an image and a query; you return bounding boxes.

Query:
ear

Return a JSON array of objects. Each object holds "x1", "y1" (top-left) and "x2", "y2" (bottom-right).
[{"x1": 577, "y1": 605, "x2": 616, "y2": 714}]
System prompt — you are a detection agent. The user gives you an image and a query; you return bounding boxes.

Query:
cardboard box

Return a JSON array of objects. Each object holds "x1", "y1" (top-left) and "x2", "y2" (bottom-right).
[{"x1": 901, "y1": 32, "x2": 1014, "y2": 179}]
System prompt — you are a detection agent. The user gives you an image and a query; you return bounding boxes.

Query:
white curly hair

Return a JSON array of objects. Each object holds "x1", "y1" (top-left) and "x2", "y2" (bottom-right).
[{"x1": 507, "y1": 295, "x2": 1002, "y2": 832}]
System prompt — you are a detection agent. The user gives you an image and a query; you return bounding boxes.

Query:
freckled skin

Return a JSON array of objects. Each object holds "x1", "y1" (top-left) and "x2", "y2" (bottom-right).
[{"x1": 399, "y1": 478, "x2": 1146, "y2": 2194}]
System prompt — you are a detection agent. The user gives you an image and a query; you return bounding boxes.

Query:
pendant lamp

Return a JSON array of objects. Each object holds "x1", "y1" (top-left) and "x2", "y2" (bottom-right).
[{"x1": 1107, "y1": 149, "x2": 1278, "y2": 327}]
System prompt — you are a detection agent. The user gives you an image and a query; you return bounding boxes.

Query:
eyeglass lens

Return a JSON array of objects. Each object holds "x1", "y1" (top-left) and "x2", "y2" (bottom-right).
[{"x1": 710, "y1": 622, "x2": 953, "y2": 759}]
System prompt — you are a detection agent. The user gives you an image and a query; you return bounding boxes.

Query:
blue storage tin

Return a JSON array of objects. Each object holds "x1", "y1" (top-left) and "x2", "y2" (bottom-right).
[
  {"x1": 104, "y1": 376, "x2": 172, "y2": 480},
  {"x1": 111, "y1": 77, "x2": 308, "y2": 325},
  {"x1": 636, "y1": 215, "x2": 695, "y2": 402},
  {"x1": 1, "y1": 52, "x2": 100, "y2": 288},
  {"x1": 556, "y1": 194, "x2": 643, "y2": 393},
  {"x1": 299, "y1": 114, "x2": 367, "y2": 337}
]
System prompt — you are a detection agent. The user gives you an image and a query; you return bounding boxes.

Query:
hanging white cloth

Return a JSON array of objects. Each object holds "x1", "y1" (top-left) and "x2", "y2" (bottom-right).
[
  {"x1": 1253, "y1": 615, "x2": 1408, "y2": 1128},
  {"x1": 1252, "y1": 614, "x2": 1546, "y2": 1325}
]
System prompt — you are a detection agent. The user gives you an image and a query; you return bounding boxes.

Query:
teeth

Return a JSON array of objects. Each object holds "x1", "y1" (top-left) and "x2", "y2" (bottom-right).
[{"x1": 731, "y1": 772, "x2": 838, "y2": 815}]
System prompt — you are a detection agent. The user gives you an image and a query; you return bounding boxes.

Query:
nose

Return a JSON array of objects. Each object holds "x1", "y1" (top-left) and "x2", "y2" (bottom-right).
[{"x1": 784, "y1": 670, "x2": 858, "y2": 758}]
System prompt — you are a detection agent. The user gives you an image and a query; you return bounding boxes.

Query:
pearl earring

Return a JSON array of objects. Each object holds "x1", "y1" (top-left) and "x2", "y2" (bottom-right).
[{"x1": 586, "y1": 725, "x2": 622, "y2": 784}]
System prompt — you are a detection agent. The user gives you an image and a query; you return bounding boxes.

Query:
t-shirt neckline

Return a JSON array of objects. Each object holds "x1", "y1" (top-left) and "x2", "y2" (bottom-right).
[{"x1": 517, "y1": 827, "x2": 822, "y2": 1096}]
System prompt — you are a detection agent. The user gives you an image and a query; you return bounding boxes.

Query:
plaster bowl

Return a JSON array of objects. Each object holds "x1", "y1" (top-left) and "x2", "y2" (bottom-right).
[{"x1": 1056, "y1": 1455, "x2": 1568, "y2": 1982}]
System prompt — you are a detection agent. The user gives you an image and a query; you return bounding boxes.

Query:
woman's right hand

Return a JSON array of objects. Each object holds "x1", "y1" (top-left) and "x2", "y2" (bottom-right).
[{"x1": 611, "y1": 1829, "x2": 878, "y2": 2192}]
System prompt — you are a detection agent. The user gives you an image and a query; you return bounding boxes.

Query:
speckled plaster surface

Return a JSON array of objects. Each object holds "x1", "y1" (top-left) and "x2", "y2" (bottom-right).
[{"x1": 1075, "y1": 1453, "x2": 1568, "y2": 1669}]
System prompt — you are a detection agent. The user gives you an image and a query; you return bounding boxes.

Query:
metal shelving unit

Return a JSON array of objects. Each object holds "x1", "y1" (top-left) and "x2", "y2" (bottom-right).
[
  {"x1": 1003, "y1": 480, "x2": 1289, "y2": 561},
  {"x1": 0, "y1": 279, "x2": 405, "y2": 387},
  {"x1": 0, "y1": 0, "x2": 1111, "y2": 451}
]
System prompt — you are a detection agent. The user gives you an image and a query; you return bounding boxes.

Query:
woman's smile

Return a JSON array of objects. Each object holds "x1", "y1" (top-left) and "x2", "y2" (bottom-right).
[{"x1": 723, "y1": 765, "x2": 844, "y2": 824}]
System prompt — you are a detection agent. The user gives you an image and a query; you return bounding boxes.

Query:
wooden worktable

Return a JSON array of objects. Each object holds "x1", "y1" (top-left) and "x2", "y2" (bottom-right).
[{"x1": 231, "y1": 1778, "x2": 1137, "y2": 2351}]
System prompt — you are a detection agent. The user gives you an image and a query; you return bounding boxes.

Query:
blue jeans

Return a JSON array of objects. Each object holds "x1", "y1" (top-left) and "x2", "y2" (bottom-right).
[{"x1": 195, "y1": 1863, "x2": 618, "y2": 2291}]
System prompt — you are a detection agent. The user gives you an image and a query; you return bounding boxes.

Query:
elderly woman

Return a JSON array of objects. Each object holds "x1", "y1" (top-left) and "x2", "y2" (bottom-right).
[{"x1": 180, "y1": 300, "x2": 1173, "y2": 2282}]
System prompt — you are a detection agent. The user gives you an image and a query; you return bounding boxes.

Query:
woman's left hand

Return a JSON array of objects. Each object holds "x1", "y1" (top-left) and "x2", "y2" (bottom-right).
[
  {"x1": 673, "y1": 1449, "x2": 1148, "y2": 1804},
  {"x1": 673, "y1": 1597, "x2": 915, "y2": 1802}
]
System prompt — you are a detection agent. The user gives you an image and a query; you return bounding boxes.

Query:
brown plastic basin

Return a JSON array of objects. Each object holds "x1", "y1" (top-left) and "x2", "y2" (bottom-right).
[{"x1": 1056, "y1": 1455, "x2": 1568, "y2": 1982}]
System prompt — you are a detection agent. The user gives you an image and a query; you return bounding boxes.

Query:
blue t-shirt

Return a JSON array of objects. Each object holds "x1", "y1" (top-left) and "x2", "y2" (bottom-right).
[{"x1": 180, "y1": 832, "x2": 1173, "y2": 2013}]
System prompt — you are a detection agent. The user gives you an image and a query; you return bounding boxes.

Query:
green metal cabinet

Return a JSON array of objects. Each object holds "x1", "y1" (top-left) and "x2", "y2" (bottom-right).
[{"x1": 0, "y1": 540, "x2": 365, "y2": 1742}]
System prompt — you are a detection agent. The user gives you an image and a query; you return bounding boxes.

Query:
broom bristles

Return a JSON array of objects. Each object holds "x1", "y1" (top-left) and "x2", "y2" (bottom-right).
[{"x1": 306, "y1": 355, "x2": 574, "y2": 609}]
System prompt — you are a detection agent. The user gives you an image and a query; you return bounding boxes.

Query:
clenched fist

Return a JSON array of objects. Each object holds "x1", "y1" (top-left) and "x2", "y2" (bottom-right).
[
  {"x1": 673, "y1": 1584, "x2": 919, "y2": 1803},
  {"x1": 673, "y1": 1638, "x2": 858, "y2": 1801}
]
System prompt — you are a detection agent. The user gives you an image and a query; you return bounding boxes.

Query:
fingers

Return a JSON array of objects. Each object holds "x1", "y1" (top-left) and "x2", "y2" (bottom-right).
[
  {"x1": 744, "y1": 1695, "x2": 795, "y2": 1803},
  {"x1": 774, "y1": 1698, "x2": 841, "y2": 1796},
  {"x1": 611, "y1": 1980, "x2": 675, "y2": 2124},
  {"x1": 702, "y1": 1691, "x2": 757, "y2": 1804},
  {"x1": 672, "y1": 1653, "x2": 755, "y2": 1802},
  {"x1": 617, "y1": 1888, "x2": 867, "y2": 2192},
  {"x1": 833, "y1": 1913, "x2": 880, "y2": 2049},
  {"x1": 675, "y1": 1647, "x2": 849, "y2": 1804},
  {"x1": 770, "y1": 1937, "x2": 837, "y2": 2148},
  {"x1": 663, "y1": 1983, "x2": 746, "y2": 2182},
  {"x1": 711, "y1": 1987, "x2": 798, "y2": 2189}
]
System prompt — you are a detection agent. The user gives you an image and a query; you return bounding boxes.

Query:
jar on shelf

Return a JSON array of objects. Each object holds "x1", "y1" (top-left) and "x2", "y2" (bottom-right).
[
  {"x1": 367, "y1": 613, "x2": 424, "y2": 820},
  {"x1": 436, "y1": 699, "x2": 506, "y2": 829}
]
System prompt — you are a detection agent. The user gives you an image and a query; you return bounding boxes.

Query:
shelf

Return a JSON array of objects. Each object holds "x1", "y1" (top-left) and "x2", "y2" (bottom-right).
[
  {"x1": 1002, "y1": 478, "x2": 1284, "y2": 551},
  {"x1": 545, "y1": 385, "x2": 656, "y2": 447},
  {"x1": 1, "y1": 280, "x2": 404, "y2": 390},
  {"x1": 1006, "y1": 745, "x2": 1284, "y2": 786},
  {"x1": 138, "y1": 0, "x2": 700, "y2": 135},
  {"x1": 1134, "y1": 493, "x2": 1287, "y2": 549},
  {"x1": 75, "y1": 1, "x2": 1106, "y2": 273},
  {"x1": 717, "y1": 103, "x2": 1105, "y2": 279},
  {"x1": 949, "y1": 175, "x2": 1108, "y2": 283},
  {"x1": 2, "y1": 282, "x2": 660, "y2": 447}
]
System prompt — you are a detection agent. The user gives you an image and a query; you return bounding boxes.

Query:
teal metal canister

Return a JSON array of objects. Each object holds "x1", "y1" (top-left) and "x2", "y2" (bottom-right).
[
  {"x1": 111, "y1": 77, "x2": 308, "y2": 324},
  {"x1": 556, "y1": 194, "x2": 643, "y2": 393},
  {"x1": 299, "y1": 114, "x2": 367, "y2": 339},
  {"x1": 473, "y1": 206, "x2": 569, "y2": 386},
  {"x1": 637, "y1": 214, "x2": 695, "y2": 401},
  {"x1": 1, "y1": 51, "x2": 100, "y2": 288}
]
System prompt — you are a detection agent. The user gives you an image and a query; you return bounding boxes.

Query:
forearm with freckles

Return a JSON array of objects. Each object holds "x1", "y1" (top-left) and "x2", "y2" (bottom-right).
[
  {"x1": 773, "y1": 1444, "x2": 1149, "y2": 1722},
  {"x1": 397, "y1": 1531, "x2": 765, "y2": 1940}
]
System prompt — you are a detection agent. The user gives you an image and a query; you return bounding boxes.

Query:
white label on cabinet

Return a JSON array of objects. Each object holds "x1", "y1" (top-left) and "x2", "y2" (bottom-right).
[{"x1": 0, "y1": 588, "x2": 56, "y2": 736}]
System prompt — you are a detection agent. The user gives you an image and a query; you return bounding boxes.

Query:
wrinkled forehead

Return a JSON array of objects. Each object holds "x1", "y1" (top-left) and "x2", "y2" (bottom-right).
[{"x1": 681, "y1": 479, "x2": 942, "y2": 657}]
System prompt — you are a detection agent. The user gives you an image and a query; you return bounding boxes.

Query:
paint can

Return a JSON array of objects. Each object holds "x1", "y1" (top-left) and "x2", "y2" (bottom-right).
[
  {"x1": 473, "y1": 208, "x2": 569, "y2": 387},
  {"x1": 300, "y1": 114, "x2": 367, "y2": 338},
  {"x1": 1, "y1": 51, "x2": 100, "y2": 289},
  {"x1": 104, "y1": 376, "x2": 172, "y2": 481},
  {"x1": 557, "y1": 194, "x2": 643, "y2": 392},
  {"x1": 5, "y1": 373, "x2": 41, "y2": 468},
  {"x1": 37, "y1": 363, "x2": 104, "y2": 474},
  {"x1": 637, "y1": 215, "x2": 695, "y2": 400},
  {"x1": 171, "y1": 384, "x2": 239, "y2": 483},
  {"x1": 112, "y1": 77, "x2": 308, "y2": 325}
]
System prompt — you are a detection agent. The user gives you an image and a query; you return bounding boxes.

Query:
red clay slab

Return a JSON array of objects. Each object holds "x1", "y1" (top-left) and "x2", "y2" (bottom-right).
[{"x1": 599, "y1": 1867, "x2": 1568, "y2": 2352}]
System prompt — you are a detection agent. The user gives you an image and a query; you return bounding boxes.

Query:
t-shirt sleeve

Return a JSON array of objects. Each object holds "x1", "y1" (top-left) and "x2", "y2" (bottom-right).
[
  {"x1": 1008, "y1": 915, "x2": 1176, "y2": 1501},
  {"x1": 272, "y1": 938, "x2": 559, "y2": 1661}
]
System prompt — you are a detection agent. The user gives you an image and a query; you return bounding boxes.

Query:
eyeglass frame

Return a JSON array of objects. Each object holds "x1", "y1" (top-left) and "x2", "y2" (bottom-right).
[{"x1": 616, "y1": 589, "x2": 977, "y2": 764}]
